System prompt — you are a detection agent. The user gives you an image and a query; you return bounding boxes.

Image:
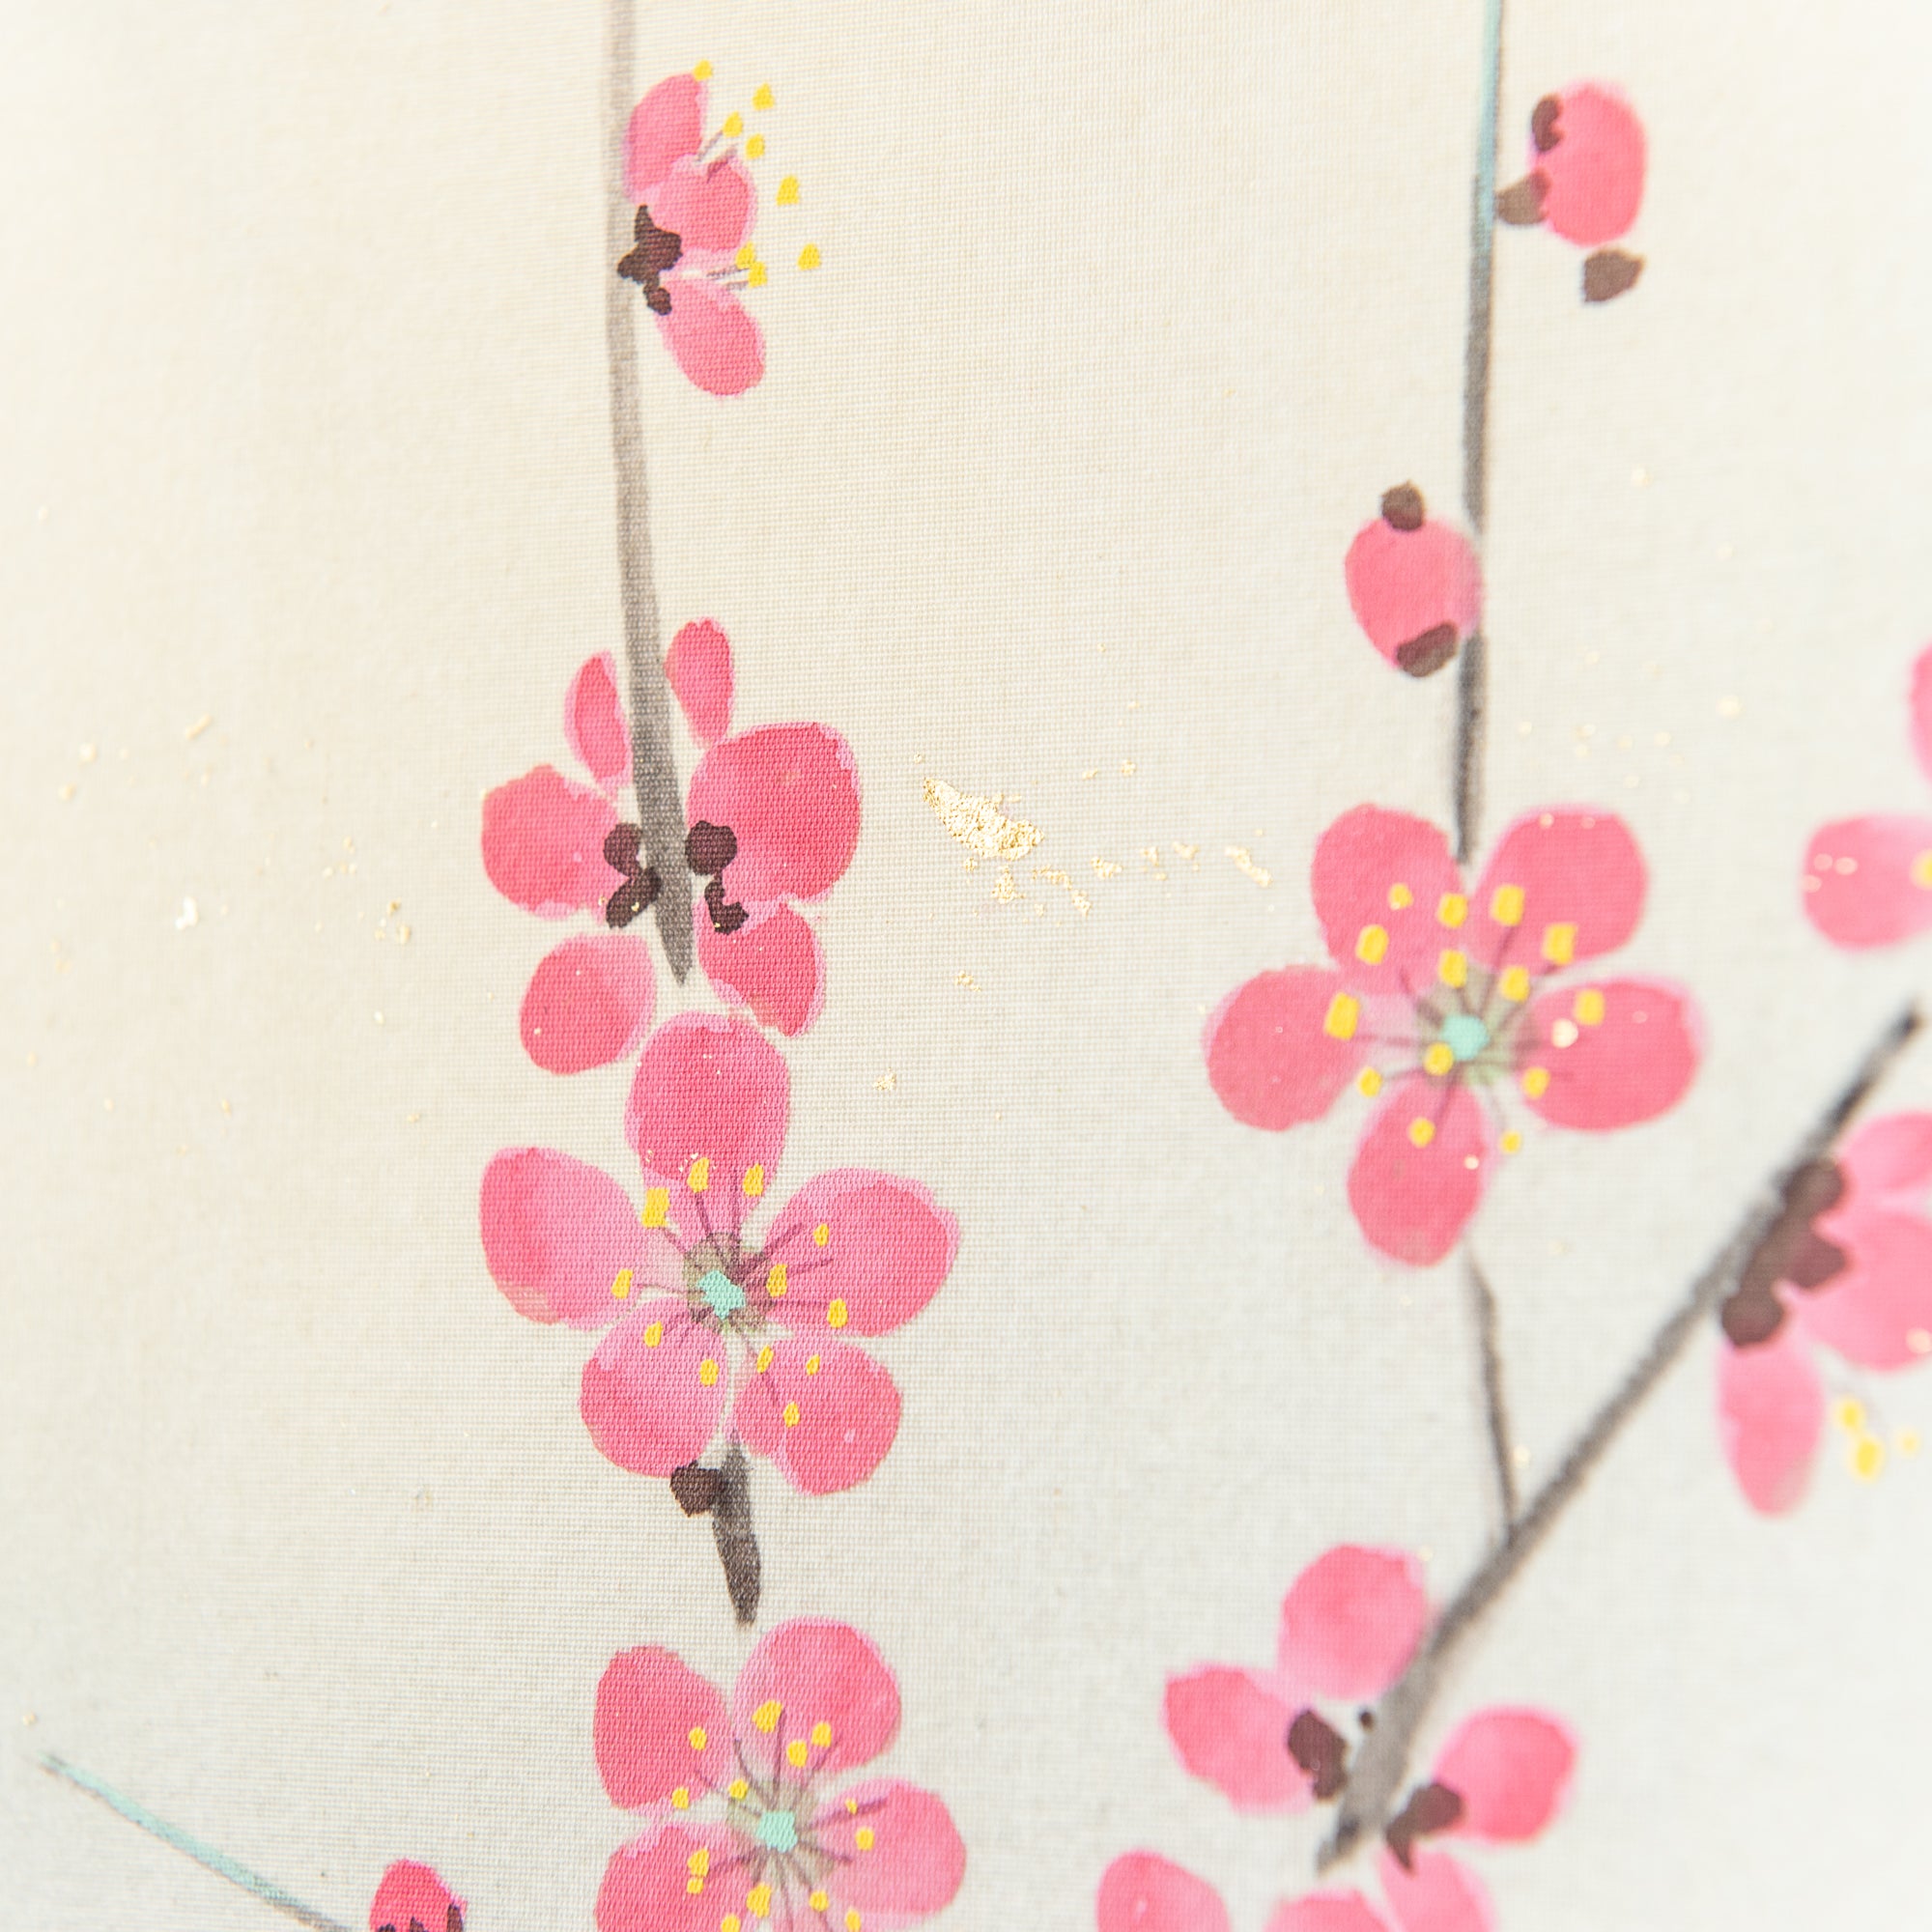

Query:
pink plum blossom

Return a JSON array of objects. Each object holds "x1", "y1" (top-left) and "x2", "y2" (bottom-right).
[
  {"x1": 1496, "y1": 84, "x2": 1646, "y2": 302},
  {"x1": 594, "y1": 1620, "x2": 965, "y2": 1932},
  {"x1": 480, "y1": 1010, "x2": 956, "y2": 1495},
  {"x1": 370, "y1": 1861, "x2": 465, "y2": 1932},
  {"x1": 1344, "y1": 486, "x2": 1482, "y2": 679},
  {"x1": 1205, "y1": 804, "x2": 1701, "y2": 1265},
  {"x1": 1803, "y1": 643, "x2": 1932, "y2": 948},
  {"x1": 1717, "y1": 1115, "x2": 1932, "y2": 1513}
]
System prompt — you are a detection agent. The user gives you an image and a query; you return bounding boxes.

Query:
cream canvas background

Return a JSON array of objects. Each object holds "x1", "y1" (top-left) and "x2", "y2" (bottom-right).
[{"x1": 6, "y1": 1, "x2": 1932, "y2": 1925}]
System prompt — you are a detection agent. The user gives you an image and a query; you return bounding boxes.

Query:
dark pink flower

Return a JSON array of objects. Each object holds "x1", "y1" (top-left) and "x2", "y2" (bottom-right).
[
  {"x1": 594, "y1": 1620, "x2": 965, "y2": 1932},
  {"x1": 1205, "y1": 804, "x2": 1700, "y2": 1265},
  {"x1": 1804, "y1": 643, "x2": 1932, "y2": 948},
  {"x1": 1344, "y1": 486, "x2": 1481, "y2": 679},
  {"x1": 619, "y1": 71, "x2": 767, "y2": 395},
  {"x1": 480, "y1": 1011, "x2": 955, "y2": 1494},
  {"x1": 1497, "y1": 85, "x2": 1646, "y2": 302},
  {"x1": 1716, "y1": 1114, "x2": 1932, "y2": 1513},
  {"x1": 370, "y1": 1861, "x2": 465, "y2": 1932}
]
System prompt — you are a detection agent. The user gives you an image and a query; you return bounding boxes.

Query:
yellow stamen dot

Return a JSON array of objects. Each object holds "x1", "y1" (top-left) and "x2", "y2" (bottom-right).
[
  {"x1": 846, "y1": 1911, "x2": 864, "y2": 1931},
  {"x1": 846, "y1": 1799, "x2": 859, "y2": 1814},
  {"x1": 1541, "y1": 922, "x2": 1577, "y2": 966},
  {"x1": 727, "y1": 1777, "x2": 750, "y2": 1801},
  {"x1": 1853, "y1": 1435, "x2": 1886, "y2": 1481},
  {"x1": 699, "y1": 1357, "x2": 720, "y2": 1387},
  {"x1": 797, "y1": 243, "x2": 821, "y2": 270},
  {"x1": 671, "y1": 1786, "x2": 690, "y2": 1809},
  {"x1": 855, "y1": 1827, "x2": 876, "y2": 1851},
  {"x1": 805, "y1": 1354, "x2": 822, "y2": 1376},
  {"x1": 641, "y1": 1187, "x2": 669, "y2": 1228},
  {"x1": 812, "y1": 1222, "x2": 830, "y2": 1248},
  {"x1": 1423, "y1": 1042, "x2": 1455, "y2": 1078},
  {"x1": 688, "y1": 1726, "x2": 708, "y2": 1751},
  {"x1": 747, "y1": 262, "x2": 768, "y2": 286},
  {"x1": 1520, "y1": 1066, "x2": 1550, "y2": 1099},
  {"x1": 810, "y1": 1720, "x2": 833, "y2": 1747},
  {"x1": 723, "y1": 1918, "x2": 742, "y2": 1932},
  {"x1": 782, "y1": 1401, "x2": 801, "y2": 1427},
  {"x1": 723, "y1": 112, "x2": 744, "y2": 136},
  {"x1": 766, "y1": 1263, "x2": 788, "y2": 1297},
  {"x1": 687, "y1": 1880, "x2": 704, "y2": 1897},
  {"x1": 777, "y1": 176, "x2": 801, "y2": 205},
  {"x1": 1387, "y1": 882, "x2": 1413, "y2": 910},
  {"x1": 1437, "y1": 892, "x2": 1467, "y2": 928},
  {"x1": 1491, "y1": 884, "x2": 1525, "y2": 925},
  {"x1": 827, "y1": 1297, "x2": 849, "y2": 1329},
  {"x1": 1574, "y1": 987, "x2": 1606, "y2": 1027},
  {"x1": 736, "y1": 242, "x2": 758, "y2": 270},
  {"x1": 746, "y1": 133, "x2": 766, "y2": 158},
  {"x1": 753, "y1": 1698, "x2": 782, "y2": 1733},
  {"x1": 688, "y1": 1156, "x2": 711, "y2": 1193},
  {"x1": 1833, "y1": 1397, "x2": 1866, "y2": 1433},
  {"x1": 1500, "y1": 1130, "x2": 1523, "y2": 1154},
  {"x1": 1322, "y1": 991, "x2": 1361, "y2": 1041},
  {"x1": 1498, "y1": 965, "x2": 1530, "y2": 1003},
  {"x1": 694, "y1": 62, "x2": 714, "y2": 80},
  {"x1": 756, "y1": 1346, "x2": 775, "y2": 1373},
  {"x1": 742, "y1": 1162, "x2": 766, "y2": 1198},
  {"x1": 1407, "y1": 1117, "x2": 1435, "y2": 1149},
  {"x1": 1356, "y1": 1066, "x2": 1383, "y2": 1097},
  {"x1": 1355, "y1": 923, "x2": 1389, "y2": 965},
  {"x1": 786, "y1": 1739, "x2": 809, "y2": 1767},
  {"x1": 643, "y1": 1321, "x2": 665, "y2": 1348},
  {"x1": 611, "y1": 1268, "x2": 634, "y2": 1300},
  {"x1": 753, "y1": 83, "x2": 775, "y2": 110},
  {"x1": 747, "y1": 1884, "x2": 773, "y2": 1918},
  {"x1": 688, "y1": 1848, "x2": 711, "y2": 1877},
  {"x1": 810, "y1": 1892, "x2": 830, "y2": 1913},
  {"x1": 1914, "y1": 851, "x2": 1932, "y2": 890},
  {"x1": 1438, "y1": 949, "x2": 1467, "y2": 989},
  {"x1": 1900, "y1": 1428, "x2": 1921, "y2": 1456}
]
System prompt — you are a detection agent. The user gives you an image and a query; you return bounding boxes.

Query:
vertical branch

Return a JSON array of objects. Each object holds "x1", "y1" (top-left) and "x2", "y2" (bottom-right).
[
  {"x1": 605, "y1": 0, "x2": 695, "y2": 979},
  {"x1": 1463, "y1": 1251, "x2": 1518, "y2": 1533},
  {"x1": 710, "y1": 1441, "x2": 763, "y2": 1626},
  {"x1": 1451, "y1": 0, "x2": 1506, "y2": 864}
]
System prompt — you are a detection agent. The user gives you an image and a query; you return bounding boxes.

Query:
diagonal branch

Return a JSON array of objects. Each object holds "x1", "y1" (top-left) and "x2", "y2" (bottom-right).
[
  {"x1": 1463, "y1": 1251, "x2": 1518, "y2": 1533},
  {"x1": 1321, "y1": 1002, "x2": 1921, "y2": 1870}
]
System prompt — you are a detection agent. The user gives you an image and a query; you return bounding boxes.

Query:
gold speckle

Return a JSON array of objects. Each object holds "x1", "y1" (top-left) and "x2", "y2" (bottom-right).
[
  {"x1": 56, "y1": 781, "x2": 76, "y2": 802},
  {"x1": 992, "y1": 867, "x2": 1020, "y2": 902},
  {"x1": 954, "y1": 971, "x2": 979, "y2": 990},
  {"x1": 1091, "y1": 857, "x2": 1123, "y2": 879},
  {"x1": 1718, "y1": 695, "x2": 1744, "y2": 719},
  {"x1": 1226, "y1": 847, "x2": 1271, "y2": 888},
  {"x1": 923, "y1": 777, "x2": 1042, "y2": 860},
  {"x1": 874, "y1": 1070, "x2": 897, "y2": 1092},
  {"x1": 184, "y1": 714, "x2": 213, "y2": 740}
]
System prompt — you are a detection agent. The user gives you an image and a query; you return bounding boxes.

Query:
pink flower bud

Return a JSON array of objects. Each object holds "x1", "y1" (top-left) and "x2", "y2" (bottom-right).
[{"x1": 1343, "y1": 485, "x2": 1482, "y2": 678}]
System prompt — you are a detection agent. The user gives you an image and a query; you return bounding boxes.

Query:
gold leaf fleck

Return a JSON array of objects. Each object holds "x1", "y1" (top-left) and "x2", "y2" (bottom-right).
[
  {"x1": 922, "y1": 778, "x2": 1043, "y2": 860},
  {"x1": 1227, "y1": 846, "x2": 1272, "y2": 888}
]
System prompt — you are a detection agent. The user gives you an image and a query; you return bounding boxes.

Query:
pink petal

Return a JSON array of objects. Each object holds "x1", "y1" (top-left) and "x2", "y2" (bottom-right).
[
  {"x1": 520, "y1": 933, "x2": 656, "y2": 1074},
  {"x1": 1717, "y1": 1331, "x2": 1825, "y2": 1516},
  {"x1": 1467, "y1": 810, "x2": 1645, "y2": 971},
  {"x1": 760, "y1": 1169, "x2": 958, "y2": 1337},
  {"x1": 1162, "y1": 1667, "x2": 1310, "y2": 1812},
  {"x1": 1517, "y1": 978, "x2": 1699, "y2": 1131},
  {"x1": 566, "y1": 652, "x2": 633, "y2": 793},
  {"x1": 480, "y1": 1148, "x2": 670, "y2": 1327},
  {"x1": 596, "y1": 1825, "x2": 737, "y2": 1932},
  {"x1": 1375, "y1": 1849, "x2": 1492, "y2": 1932},
  {"x1": 696, "y1": 899, "x2": 826, "y2": 1037},
  {"x1": 623, "y1": 73, "x2": 704, "y2": 201},
  {"x1": 666, "y1": 619, "x2": 733, "y2": 746},
  {"x1": 731, "y1": 1618, "x2": 901, "y2": 1776},
  {"x1": 579, "y1": 1302, "x2": 729, "y2": 1476},
  {"x1": 1267, "y1": 1895, "x2": 1394, "y2": 1932},
  {"x1": 688, "y1": 724, "x2": 862, "y2": 905},
  {"x1": 657, "y1": 277, "x2": 765, "y2": 397},
  {"x1": 1278, "y1": 1545, "x2": 1431, "y2": 1701},
  {"x1": 647, "y1": 155, "x2": 755, "y2": 258},
  {"x1": 1347, "y1": 1077, "x2": 1492, "y2": 1266},
  {"x1": 481, "y1": 765, "x2": 622, "y2": 917},
  {"x1": 817, "y1": 1779, "x2": 967, "y2": 1924},
  {"x1": 624, "y1": 1011, "x2": 790, "y2": 1243},
  {"x1": 1432, "y1": 1708, "x2": 1577, "y2": 1841},
  {"x1": 1837, "y1": 1113, "x2": 1932, "y2": 1205},
  {"x1": 593, "y1": 1645, "x2": 733, "y2": 1808},
  {"x1": 1910, "y1": 644, "x2": 1932, "y2": 782},
  {"x1": 1312, "y1": 807, "x2": 1466, "y2": 996},
  {"x1": 369, "y1": 1861, "x2": 463, "y2": 1932},
  {"x1": 1802, "y1": 816, "x2": 1932, "y2": 949},
  {"x1": 1791, "y1": 1208, "x2": 1932, "y2": 1368},
  {"x1": 732, "y1": 1337, "x2": 902, "y2": 1494},
  {"x1": 1344, "y1": 517, "x2": 1482, "y2": 671},
  {"x1": 1534, "y1": 84, "x2": 1646, "y2": 248},
  {"x1": 1205, "y1": 967, "x2": 1366, "y2": 1130},
  {"x1": 1096, "y1": 1854, "x2": 1233, "y2": 1932}
]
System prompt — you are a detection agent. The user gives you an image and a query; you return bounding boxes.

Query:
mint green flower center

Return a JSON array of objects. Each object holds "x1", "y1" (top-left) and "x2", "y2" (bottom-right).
[
  {"x1": 1440, "y1": 1013, "x2": 1491, "y2": 1063},
  {"x1": 698, "y1": 1267, "x2": 747, "y2": 1320},
  {"x1": 755, "y1": 1809, "x2": 799, "y2": 1854}
]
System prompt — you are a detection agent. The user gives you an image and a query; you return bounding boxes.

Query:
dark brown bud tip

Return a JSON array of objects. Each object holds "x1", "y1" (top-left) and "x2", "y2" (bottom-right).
[
  {"x1": 703, "y1": 877, "x2": 751, "y2": 935},
  {"x1": 1396, "y1": 623, "x2": 1460, "y2": 678},
  {"x1": 686, "y1": 820, "x2": 739, "y2": 876},
  {"x1": 1286, "y1": 1708, "x2": 1351, "y2": 1801},
  {"x1": 670, "y1": 1463, "x2": 723, "y2": 1516},
  {"x1": 1582, "y1": 250, "x2": 1644, "y2": 304},
  {"x1": 1495, "y1": 174, "x2": 1548, "y2": 226},
  {"x1": 1530, "y1": 95, "x2": 1563, "y2": 153},
  {"x1": 603, "y1": 823, "x2": 643, "y2": 870},
  {"x1": 1384, "y1": 1780, "x2": 1466, "y2": 1872},
  {"x1": 1380, "y1": 483, "x2": 1427, "y2": 532},
  {"x1": 1719, "y1": 1284, "x2": 1788, "y2": 1350}
]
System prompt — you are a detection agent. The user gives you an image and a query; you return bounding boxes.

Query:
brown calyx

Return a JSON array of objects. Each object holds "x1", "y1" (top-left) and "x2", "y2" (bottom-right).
[
  {"x1": 1396, "y1": 623, "x2": 1460, "y2": 678},
  {"x1": 686, "y1": 820, "x2": 739, "y2": 875},
  {"x1": 617, "y1": 206, "x2": 683, "y2": 315},
  {"x1": 1380, "y1": 483, "x2": 1427, "y2": 532},
  {"x1": 703, "y1": 877, "x2": 750, "y2": 935},
  {"x1": 670, "y1": 1463, "x2": 724, "y2": 1516},
  {"x1": 1384, "y1": 1779, "x2": 1466, "y2": 1871},
  {"x1": 1582, "y1": 250, "x2": 1644, "y2": 304},
  {"x1": 1287, "y1": 1709, "x2": 1351, "y2": 1801},
  {"x1": 603, "y1": 823, "x2": 662, "y2": 929},
  {"x1": 1530, "y1": 95, "x2": 1564, "y2": 153},
  {"x1": 1495, "y1": 174, "x2": 1548, "y2": 225},
  {"x1": 1719, "y1": 1159, "x2": 1848, "y2": 1349}
]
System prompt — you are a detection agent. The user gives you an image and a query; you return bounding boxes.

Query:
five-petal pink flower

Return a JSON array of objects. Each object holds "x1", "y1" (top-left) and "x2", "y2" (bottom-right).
[
  {"x1": 1205, "y1": 804, "x2": 1701, "y2": 1264},
  {"x1": 481, "y1": 1011, "x2": 955, "y2": 1495},
  {"x1": 594, "y1": 1619, "x2": 966, "y2": 1932}
]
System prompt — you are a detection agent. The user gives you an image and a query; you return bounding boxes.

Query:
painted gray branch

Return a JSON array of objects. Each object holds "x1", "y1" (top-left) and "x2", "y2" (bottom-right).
[
  {"x1": 605, "y1": 0, "x2": 694, "y2": 979},
  {"x1": 1321, "y1": 1003, "x2": 1921, "y2": 1869},
  {"x1": 1463, "y1": 1252, "x2": 1518, "y2": 1533},
  {"x1": 711, "y1": 1440, "x2": 762, "y2": 1625}
]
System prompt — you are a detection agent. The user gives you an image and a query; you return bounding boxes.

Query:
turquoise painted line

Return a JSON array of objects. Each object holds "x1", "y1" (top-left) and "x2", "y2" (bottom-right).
[{"x1": 41, "y1": 1754, "x2": 352, "y2": 1932}]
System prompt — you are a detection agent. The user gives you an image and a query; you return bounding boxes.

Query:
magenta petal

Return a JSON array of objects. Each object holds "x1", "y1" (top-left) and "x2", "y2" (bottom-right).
[
  {"x1": 648, "y1": 155, "x2": 754, "y2": 257},
  {"x1": 482, "y1": 764, "x2": 622, "y2": 916},
  {"x1": 593, "y1": 1646, "x2": 733, "y2": 1808},
  {"x1": 1838, "y1": 1112, "x2": 1932, "y2": 1204},
  {"x1": 689, "y1": 724, "x2": 863, "y2": 903},
  {"x1": 1717, "y1": 1332, "x2": 1824, "y2": 1515},
  {"x1": 567, "y1": 652, "x2": 633, "y2": 793},
  {"x1": 733, "y1": 1338, "x2": 902, "y2": 1494},
  {"x1": 1802, "y1": 816, "x2": 1932, "y2": 949},
  {"x1": 1375, "y1": 1849, "x2": 1492, "y2": 1932},
  {"x1": 480, "y1": 1148, "x2": 668, "y2": 1327},
  {"x1": 657, "y1": 277, "x2": 765, "y2": 396},
  {"x1": 1348, "y1": 1077, "x2": 1491, "y2": 1266},
  {"x1": 696, "y1": 899, "x2": 826, "y2": 1037},
  {"x1": 596, "y1": 1825, "x2": 736, "y2": 1932},
  {"x1": 1278, "y1": 1545, "x2": 1430, "y2": 1701},
  {"x1": 1793, "y1": 1209, "x2": 1932, "y2": 1368},
  {"x1": 521, "y1": 933, "x2": 656, "y2": 1074},
  {"x1": 369, "y1": 1861, "x2": 463, "y2": 1932},
  {"x1": 1910, "y1": 644, "x2": 1932, "y2": 781},
  {"x1": 1268, "y1": 1894, "x2": 1394, "y2": 1932},
  {"x1": 666, "y1": 619, "x2": 733, "y2": 745},
  {"x1": 1311, "y1": 807, "x2": 1465, "y2": 994},
  {"x1": 1468, "y1": 810, "x2": 1645, "y2": 969},
  {"x1": 762, "y1": 1169, "x2": 958, "y2": 1337},
  {"x1": 1433, "y1": 1708, "x2": 1577, "y2": 1842},
  {"x1": 1205, "y1": 967, "x2": 1365, "y2": 1129},
  {"x1": 817, "y1": 1779, "x2": 966, "y2": 1923},
  {"x1": 580, "y1": 1302, "x2": 729, "y2": 1476},
  {"x1": 1098, "y1": 1855, "x2": 1233, "y2": 1932},
  {"x1": 624, "y1": 73, "x2": 704, "y2": 201},
  {"x1": 732, "y1": 1619, "x2": 901, "y2": 1776},
  {"x1": 1517, "y1": 978, "x2": 1699, "y2": 1130},
  {"x1": 1162, "y1": 1667, "x2": 1310, "y2": 1812}
]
